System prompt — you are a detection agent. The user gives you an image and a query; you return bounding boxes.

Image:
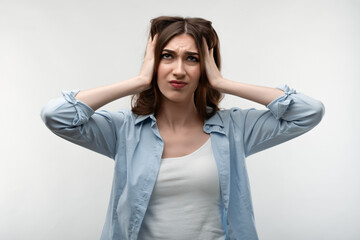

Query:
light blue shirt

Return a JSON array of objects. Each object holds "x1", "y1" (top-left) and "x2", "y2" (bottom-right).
[{"x1": 41, "y1": 85, "x2": 324, "y2": 240}]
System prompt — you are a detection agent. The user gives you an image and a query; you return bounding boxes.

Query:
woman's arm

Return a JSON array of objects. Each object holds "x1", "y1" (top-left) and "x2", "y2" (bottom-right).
[
  {"x1": 75, "y1": 76, "x2": 148, "y2": 111},
  {"x1": 214, "y1": 80, "x2": 284, "y2": 106},
  {"x1": 202, "y1": 39, "x2": 324, "y2": 156},
  {"x1": 203, "y1": 38, "x2": 284, "y2": 105},
  {"x1": 40, "y1": 36, "x2": 157, "y2": 158},
  {"x1": 75, "y1": 35, "x2": 157, "y2": 110}
]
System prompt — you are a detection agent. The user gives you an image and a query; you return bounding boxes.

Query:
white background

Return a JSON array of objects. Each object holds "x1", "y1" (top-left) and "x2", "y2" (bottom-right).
[{"x1": 1, "y1": 0, "x2": 359, "y2": 239}]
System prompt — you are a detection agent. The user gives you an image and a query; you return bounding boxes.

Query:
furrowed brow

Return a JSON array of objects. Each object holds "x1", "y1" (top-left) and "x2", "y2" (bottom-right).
[
  {"x1": 187, "y1": 51, "x2": 199, "y2": 55},
  {"x1": 162, "y1": 49, "x2": 199, "y2": 55},
  {"x1": 162, "y1": 49, "x2": 175, "y2": 54}
]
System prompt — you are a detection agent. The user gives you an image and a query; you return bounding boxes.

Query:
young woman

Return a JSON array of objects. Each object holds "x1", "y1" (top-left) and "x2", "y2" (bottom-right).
[{"x1": 41, "y1": 16, "x2": 324, "y2": 240}]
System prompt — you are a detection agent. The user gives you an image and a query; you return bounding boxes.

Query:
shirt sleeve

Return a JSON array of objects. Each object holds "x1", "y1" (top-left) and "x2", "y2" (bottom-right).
[
  {"x1": 40, "y1": 90, "x2": 123, "y2": 159},
  {"x1": 239, "y1": 85, "x2": 325, "y2": 157}
]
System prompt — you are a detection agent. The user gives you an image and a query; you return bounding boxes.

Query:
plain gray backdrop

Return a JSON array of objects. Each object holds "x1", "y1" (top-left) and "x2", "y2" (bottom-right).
[{"x1": 1, "y1": 0, "x2": 359, "y2": 239}]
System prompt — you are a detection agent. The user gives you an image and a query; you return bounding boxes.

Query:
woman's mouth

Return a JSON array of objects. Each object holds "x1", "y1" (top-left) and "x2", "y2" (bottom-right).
[{"x1": 169, "y1": 80, "x2": 187, "y2": 89}]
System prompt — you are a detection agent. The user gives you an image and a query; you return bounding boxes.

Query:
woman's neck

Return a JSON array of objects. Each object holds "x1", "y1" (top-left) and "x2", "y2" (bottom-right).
[{"x1": 156, "y1": 98, "x2": 202, "y2": 130}]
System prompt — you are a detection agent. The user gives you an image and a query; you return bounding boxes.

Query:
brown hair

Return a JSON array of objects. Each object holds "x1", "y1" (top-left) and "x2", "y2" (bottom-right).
[{"x1": 131, "y1": 16, "x2": 222, "y2": 119}]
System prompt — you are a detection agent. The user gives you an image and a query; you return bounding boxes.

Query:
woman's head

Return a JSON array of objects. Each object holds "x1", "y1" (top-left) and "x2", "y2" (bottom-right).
[{"x1": 132, "y1": 16, "x2": 222, "y2": 119}]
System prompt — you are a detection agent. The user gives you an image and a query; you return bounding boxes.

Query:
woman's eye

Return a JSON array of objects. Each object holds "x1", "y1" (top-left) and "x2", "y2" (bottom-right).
[
  {"x1": 161, "y1": 53, "x2": 172, "y2": 59},
  {"x1": 187, "y1": 56, "x2": 199, "y2": 62}
]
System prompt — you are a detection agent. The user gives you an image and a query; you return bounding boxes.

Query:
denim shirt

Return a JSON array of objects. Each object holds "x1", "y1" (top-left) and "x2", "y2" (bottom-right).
[{"x1": 41, "y1": 85, "x2": 324, "y2": 240}]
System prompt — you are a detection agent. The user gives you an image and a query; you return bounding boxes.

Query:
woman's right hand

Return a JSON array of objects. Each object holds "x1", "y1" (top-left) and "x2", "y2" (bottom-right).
[
  {"x1": 74, "y1": 35, "x2": 158, "y2": 111},
  {"x1": 138, "y1": 34, "x2": 158, "y2": 91}
]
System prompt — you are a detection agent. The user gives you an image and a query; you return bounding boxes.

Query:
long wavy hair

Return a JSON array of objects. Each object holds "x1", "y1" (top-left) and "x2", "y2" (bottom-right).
[{"x1": 131, "y1": 16, "x2": 222, "y2": 119}]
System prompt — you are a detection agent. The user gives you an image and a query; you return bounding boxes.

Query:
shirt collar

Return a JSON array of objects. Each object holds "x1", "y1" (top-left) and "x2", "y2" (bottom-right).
[
  {"x1": 204, "y1": 111, "x2": 224, "y2": 127},
  {"x1": 134, "y1": 113, "x2": 156, "y2": 125}
]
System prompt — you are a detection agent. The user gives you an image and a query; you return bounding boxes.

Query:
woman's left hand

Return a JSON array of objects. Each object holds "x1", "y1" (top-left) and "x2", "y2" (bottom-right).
[
  {"x1": 203, "y1": 38, "x2": 224, "y2": 90},
  {"x1": 202, "y1": 38, "x2": 284, "y2": 105}
]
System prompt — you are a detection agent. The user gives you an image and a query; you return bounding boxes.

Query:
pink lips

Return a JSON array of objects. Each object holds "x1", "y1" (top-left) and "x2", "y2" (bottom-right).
[{"x1": 169, "y1": 80, "x2": 187, "y2": 89}]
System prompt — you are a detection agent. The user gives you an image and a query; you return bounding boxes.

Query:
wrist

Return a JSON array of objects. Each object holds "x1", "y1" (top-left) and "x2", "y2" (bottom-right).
[
  {"x1": 210, "y1": 77, "x2": 227, "y2": 92},
  {"x1": 136, "y1": 75, "x2": 152, "y2": 92}
]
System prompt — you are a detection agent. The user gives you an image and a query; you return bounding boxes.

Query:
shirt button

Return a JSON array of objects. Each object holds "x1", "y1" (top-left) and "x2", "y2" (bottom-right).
[
  {"x1": 219, "y1": 126, "x2": 223, "y2": 131},
  {"x1": 205, "y1": 125, "x2": 210, "y2": 130}
]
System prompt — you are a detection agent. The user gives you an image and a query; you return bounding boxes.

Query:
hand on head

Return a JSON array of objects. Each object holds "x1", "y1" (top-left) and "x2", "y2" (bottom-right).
[
  {"x1": 139, "y1": 34, "x2": 158, "y2": 90},
  {"x1": 202, "y1": 37, "x2": 223, "y2": 90}
]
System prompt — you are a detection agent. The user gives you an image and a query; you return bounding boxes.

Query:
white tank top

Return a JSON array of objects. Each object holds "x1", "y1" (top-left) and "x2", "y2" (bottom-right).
[{"x1": 138, "y1": 138, "x2": 226, "y2": 240}]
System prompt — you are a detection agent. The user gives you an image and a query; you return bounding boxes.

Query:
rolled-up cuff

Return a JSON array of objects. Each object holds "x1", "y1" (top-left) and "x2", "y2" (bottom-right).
[
  {"x1": 267, "y1": 85, "x2": 296, "y2": 120},
  {"x1": 62, "y1": 90, "x2": 95, "y2": 126}
]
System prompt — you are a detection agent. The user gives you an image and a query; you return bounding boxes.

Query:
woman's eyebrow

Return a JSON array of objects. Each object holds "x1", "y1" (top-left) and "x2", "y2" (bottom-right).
[{"x1": 162, "y1": 49, "x2": 199, "y2": 55}]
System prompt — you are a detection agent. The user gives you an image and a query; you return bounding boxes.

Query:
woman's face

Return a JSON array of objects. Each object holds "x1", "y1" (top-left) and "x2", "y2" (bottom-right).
[{"x1": 157, "y1": 34, "x2": 201, "y2": 104}]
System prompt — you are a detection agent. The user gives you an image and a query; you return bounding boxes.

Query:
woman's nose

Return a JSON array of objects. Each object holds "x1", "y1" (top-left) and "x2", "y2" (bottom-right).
[{"x1": 172, "y1": 60, "x2": 186, "y2": 78}]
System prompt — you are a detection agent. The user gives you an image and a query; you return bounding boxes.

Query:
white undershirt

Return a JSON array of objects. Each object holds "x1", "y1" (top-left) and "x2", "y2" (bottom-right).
[{"x1": 138, "y1": 138, "x2": 226, "y2": 240}]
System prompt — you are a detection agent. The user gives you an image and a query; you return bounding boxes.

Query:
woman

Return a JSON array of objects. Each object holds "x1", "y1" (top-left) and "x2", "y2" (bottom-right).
[{"x1": 41, "y1": 16, "x2": 324, "y2": 240}]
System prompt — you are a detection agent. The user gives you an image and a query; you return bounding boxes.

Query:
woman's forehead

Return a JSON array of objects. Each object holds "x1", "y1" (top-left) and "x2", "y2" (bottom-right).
[{"x1": 163, "y1": 34, "x2": 199, "y2": 53}]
